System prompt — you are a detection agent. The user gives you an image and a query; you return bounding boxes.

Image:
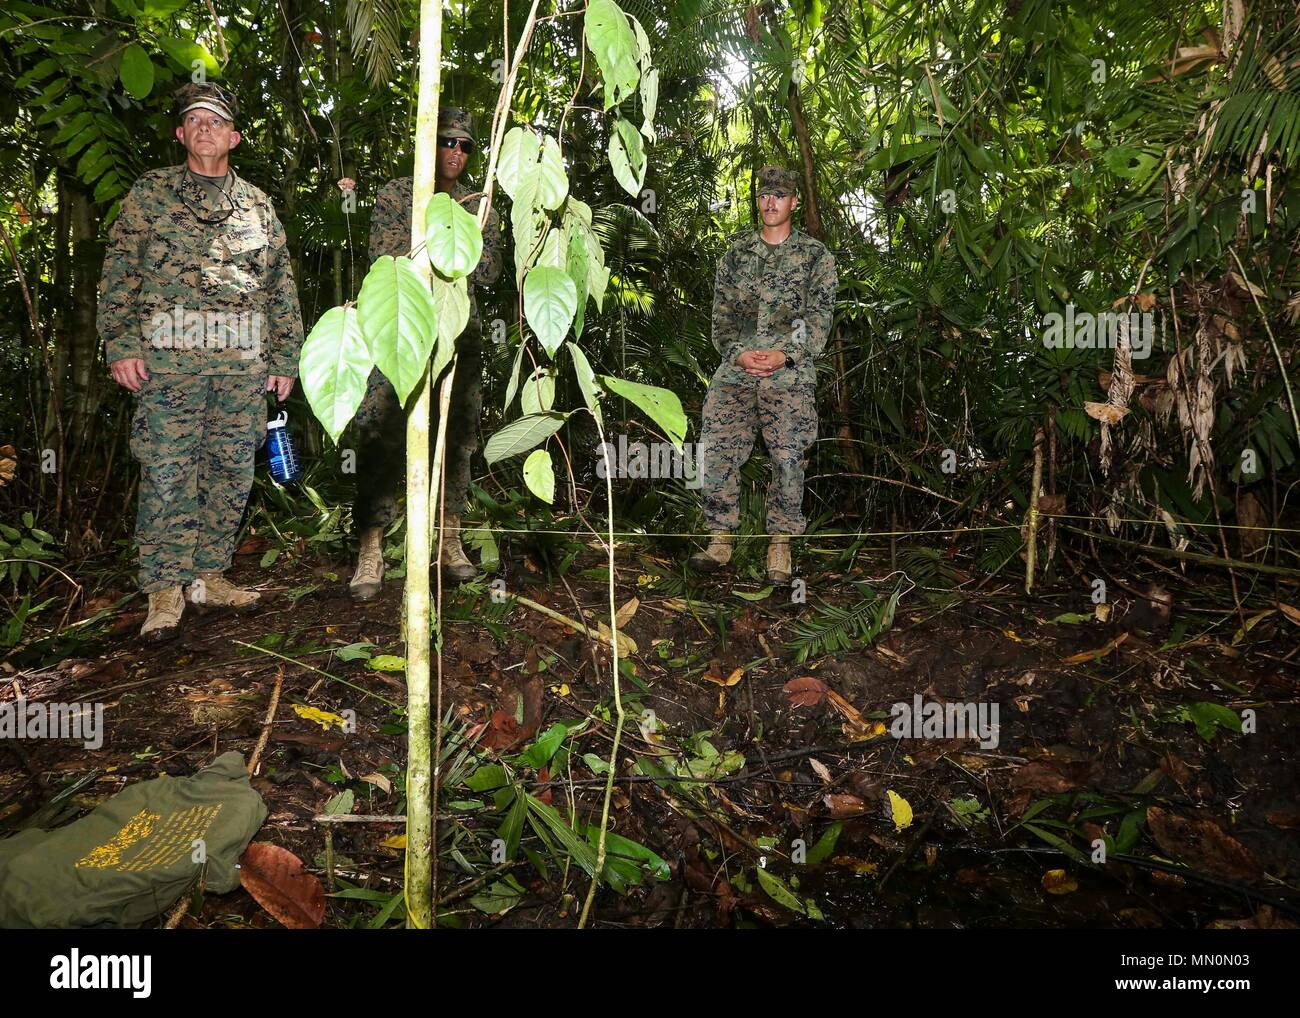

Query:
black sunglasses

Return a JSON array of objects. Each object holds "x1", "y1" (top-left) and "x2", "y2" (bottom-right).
[{"x1": 438, "y1": 137, "x2": 475, "y2": 154}]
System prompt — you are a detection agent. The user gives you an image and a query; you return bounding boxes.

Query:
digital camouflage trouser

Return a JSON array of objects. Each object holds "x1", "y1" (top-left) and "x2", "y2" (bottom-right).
[
  {"x1": 698, "y1": 377, "x2": 818, "y2": 534},
  {"x1": 130, "y1": 373, "x2": 265, "y2": 593},
  {"x1": 350, "y1": 325, "x2": 483, "y2": 528}
]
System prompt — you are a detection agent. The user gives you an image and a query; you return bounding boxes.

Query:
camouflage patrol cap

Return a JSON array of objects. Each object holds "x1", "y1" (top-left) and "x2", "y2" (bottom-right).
[
  {"x1": 175, "y1": 82, "x2": 239, "y2": 124},
  {"x1": 438, "y1": 107, "x2": 476, "y2": 143},
  {"x1": 756, "y1": 165, "x2": 800, "y2": 196}
]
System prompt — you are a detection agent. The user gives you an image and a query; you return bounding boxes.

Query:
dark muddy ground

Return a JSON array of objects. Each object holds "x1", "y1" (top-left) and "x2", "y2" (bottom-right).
[{"x1": 3, "y1": 535, "x2": 1298, "y2": 929}]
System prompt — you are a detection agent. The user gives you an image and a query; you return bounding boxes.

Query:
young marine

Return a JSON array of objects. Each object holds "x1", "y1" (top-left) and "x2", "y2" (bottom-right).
[{"x1": 688, "y1": 166, "x2": 837, "y2": 583}]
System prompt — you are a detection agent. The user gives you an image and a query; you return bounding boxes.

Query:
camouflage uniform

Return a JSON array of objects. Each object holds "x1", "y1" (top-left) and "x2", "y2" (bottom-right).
[
  {"x1": 351, "y1": 112, "x2": 504, "y2": 528},
  {"x1": 98, "y1": 166, "x2": 304, "y2": 592},
  {"x1": 699, "y1": 168, "x2": 837, "y2": 535}
]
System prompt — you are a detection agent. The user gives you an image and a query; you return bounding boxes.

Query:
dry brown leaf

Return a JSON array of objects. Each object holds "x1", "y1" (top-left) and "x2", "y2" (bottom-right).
[
  {"x1": 808, "y1": 757, "x2": 833, "y2": 783},
  {"x1": 783, "y1": 676, "x2": 829, "y2": 707},
  {"x1": 1147, "y1": 807, "x2": 1263, "y2": 882},
  {"x1": 1277, "y1": 603, "x2": 1300, "y2": 628},
  {"x1": 238, "y1": 843, "x2": 326, "y2": 929},
  {"x1": 614, "y1": 596, "x2": 639, "y2": 628},
  {"x1": 1084, "y1": 401, "x2": 1130, "y2": 425},
  {"x1": 824, "y1": 793, "x2": 868, "y2": 818},
  {"x1": 359, "y1": 772, "x2": 392, "y2": 795},
  {"x1": 1011, "y1": 762, "x2": 1079, "y2": 794}
]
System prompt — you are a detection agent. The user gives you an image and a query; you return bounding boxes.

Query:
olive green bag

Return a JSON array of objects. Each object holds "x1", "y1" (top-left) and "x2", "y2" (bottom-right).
[{"x1": 0, "y1": 751, "x2": 266, "y2": 928}]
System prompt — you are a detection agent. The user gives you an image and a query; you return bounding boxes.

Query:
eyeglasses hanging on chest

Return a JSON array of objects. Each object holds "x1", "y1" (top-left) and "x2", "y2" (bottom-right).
[{"x1": 177, "y1": 168, "x2": 240, "y2": 225}]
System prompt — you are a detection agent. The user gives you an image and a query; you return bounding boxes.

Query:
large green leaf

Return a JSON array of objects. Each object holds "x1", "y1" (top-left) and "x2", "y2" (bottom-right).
[
  {"x1": 566, "y1": 222, "x2": 589, "y2": 338},
  {"x1": 601, "y1": 375, "x2": 686, "y2": 447},
  {"x1": 483, "y1": 412, "x2": 567, "y2": 465},
  {"x1": 511, "y1": 171, "x2": 544, "y2": 285},
  {"x1": 430, "y1": 275, "x2": 469, "y2": 347},
  {"x1": 536, "y1": 228, "x2": 567, "y2": 269},
  {"x1": 640, "y1": 67, "x2": 659, "y2": 142},
  {"x1": 495, "y1": 127, "x2": 540, "y2": 201},
  {"x1": 503, "y1": 340, "x2": 526, "y2": 412},
  {"x1": 156, "y1": 37, "x2": 219, "y2": 76},
  {"x1": 522, "y1": 449, "x2": 555, "y2": 504},
  {"x1": 567, "y1": 343, "x2": 602, "y2": 426},
  {"x1": 299, "y1": 306, "x2": 371, "y2": 443},
  {"x1": 520, "y1": 366, "x2": 556, "y2": 415},
  {"x1": 356, "y1": 256, "x2": 436, "y2": 407},
  {"x1": 523, "y1": 266, "x2": 577, "y2": 358},
  {"x1": 608, "y1": 118, "x2": 646, "y2": 198},
  {"x1": 118, "y1": 44, "x2": 154, "y2": 99},
  {"x1": 537, "y1": 135, "x2": 569, "y2": 210},
  {"x1": 141, "y1": 0, "x2": 190, "y2": 15},
  {"x1": 585, "y1": 0, "x2": 640, "y2": 109},
  {"x1": 424, "y1": 192, "x2": 483, "y2": 279}
]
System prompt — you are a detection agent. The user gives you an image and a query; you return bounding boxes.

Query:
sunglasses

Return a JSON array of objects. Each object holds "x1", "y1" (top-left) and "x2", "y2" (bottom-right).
[{"x1": 438, "y1": 137, "x2": 475, "y2": 154}]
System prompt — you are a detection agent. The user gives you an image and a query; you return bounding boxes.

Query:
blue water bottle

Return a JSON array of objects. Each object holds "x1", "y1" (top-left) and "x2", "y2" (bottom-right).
[{"x1": 266, "y1": 410, "x2": 301, "y2": 484}]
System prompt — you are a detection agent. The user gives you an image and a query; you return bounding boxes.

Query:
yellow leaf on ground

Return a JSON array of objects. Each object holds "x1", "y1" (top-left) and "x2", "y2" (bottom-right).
[
  {"x1": 1042, "y1": 868, "x2": 1078, "y2": 895},
  {"x1": 292, "y1": 704, "x2": 347, "y2": 731},
  {"x1": 1061, "y1": 632, "x2": 1129, "y2": 663},
  {"x1": 884, "y1": 789, "x2": 913, "y2": 832},
  {"x1": 701, "y1": 665, "x2": 744, "y2": 687},
  {"x1": 379, "y1": 834, "x2": 406, "y2": 851},
  {"x1": 844, "y1": 720, "x2": 887, "y2": 742}
]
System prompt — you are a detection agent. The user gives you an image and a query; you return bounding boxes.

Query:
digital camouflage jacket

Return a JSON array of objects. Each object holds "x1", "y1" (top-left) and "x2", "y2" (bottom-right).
[
  {"x1": 97, "y1": 165, "x2": 304, "y2": 377},
  {"x1": 367, "y1": 177, "x2": 503, "y2": 328},
  {"x1": 710, "y1": 227, "x2": 838, "y2": 389}
]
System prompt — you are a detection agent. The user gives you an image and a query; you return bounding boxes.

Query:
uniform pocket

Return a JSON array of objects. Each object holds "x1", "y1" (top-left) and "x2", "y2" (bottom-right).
[{"x1": 209, "y1": 233, "x2": 267, "y2": 295}]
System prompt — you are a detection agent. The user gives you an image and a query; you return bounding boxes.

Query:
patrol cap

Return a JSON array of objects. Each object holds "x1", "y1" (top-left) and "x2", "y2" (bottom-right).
[
  {"x1": 438, "y1": 107, "x2": 476, "y2": 143},
  {"x1": 756, "y1": 165, "x2": 800, "y2": 197},
  {"x1": 175, "y1": 82, "x2": 239, "y2": 124}
]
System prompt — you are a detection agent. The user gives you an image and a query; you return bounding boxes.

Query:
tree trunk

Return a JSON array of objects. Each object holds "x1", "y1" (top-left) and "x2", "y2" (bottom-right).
[{"x1": 403, "y1": 0, "x2": 442, "y2": 930}]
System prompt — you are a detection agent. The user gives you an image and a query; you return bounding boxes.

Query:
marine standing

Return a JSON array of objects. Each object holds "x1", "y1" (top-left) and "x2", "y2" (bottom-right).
[
  {"x1": 688, "y1": 166, "x2": 837, "y2": 583},
  {"x1": 348, "y1": 106, "x2": 503, "y2": 601},
  {"x1": 98, "y1": 83, "x2": 304, "y2": 641}
]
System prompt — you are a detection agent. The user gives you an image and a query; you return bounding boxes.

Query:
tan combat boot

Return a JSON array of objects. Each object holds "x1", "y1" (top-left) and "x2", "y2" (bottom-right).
[
  {"x1": 350, "y1": 525, "x2": 385, "y2": 602},
  {"x1": 141, "y1": 586, "x2": 184, "y2": 642},
  {"x1": 439, "y1": 513, "x2": 477, "y2": 583},
  {"x1": 767, "y1": 535, "x2": 792, "y2": 584},
  {"x1": 190, "y1": 571, "x2": 261, "y2": 613},
  {"x1": 688, "y1": 531, "x2": 732, "y2": 572}
]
